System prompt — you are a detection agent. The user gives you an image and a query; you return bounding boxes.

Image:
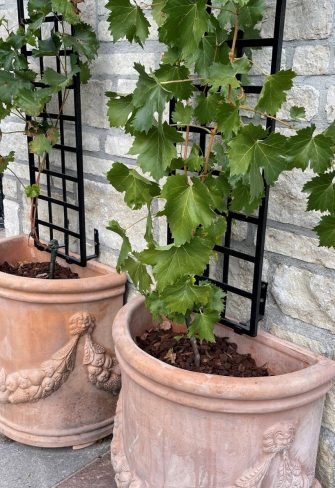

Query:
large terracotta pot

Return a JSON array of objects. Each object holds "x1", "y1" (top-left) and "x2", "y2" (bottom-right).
[
  {"x1": 111, "y1": 296, "x2": 335, "y2": 488},
  {"x1": 0, "y1": 235, "x2": 127, "y2": 448}
]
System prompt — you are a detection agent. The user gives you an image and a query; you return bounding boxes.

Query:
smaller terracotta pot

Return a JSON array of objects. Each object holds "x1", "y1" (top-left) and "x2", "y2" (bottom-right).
[
  {"x1": 0, "y1": 235, "x2": 127, "y2": 448},
  {"x1": 111, "y1": 296, "x2": 335, "y2": 488}
]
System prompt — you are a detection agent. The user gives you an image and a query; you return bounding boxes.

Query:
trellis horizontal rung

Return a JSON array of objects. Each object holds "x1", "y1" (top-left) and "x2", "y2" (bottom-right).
[
  {"x1": 213, "y1": 245, "x2": 256, "y2": 263},
  {"x1": 32, "y1": 167, "x2": 78, "y2": 182},
  {"x1": 37, "y1": 219, "x2": 80, "y2": 239},
  {"x1": 198, "y1": 276, "x2": 253, "y2": 300},
  {"x1": 38, "y1": 195, "x2": 79, "y2": 211},
  {"x1": 53, "y1": 144, "x2": 77, "y2": 153}
]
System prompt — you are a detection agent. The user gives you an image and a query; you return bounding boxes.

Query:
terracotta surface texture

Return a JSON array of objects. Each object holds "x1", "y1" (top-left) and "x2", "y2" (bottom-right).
[
  {"x1": 111, "y1": 297, "x2": 335, "y2": 488},
  {"x1": 0, "y1": 235, "x2": 127, "y2": 448}
]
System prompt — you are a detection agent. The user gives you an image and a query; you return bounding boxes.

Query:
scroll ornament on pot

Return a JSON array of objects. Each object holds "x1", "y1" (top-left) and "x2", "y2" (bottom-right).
[{"x1": 0, "y1": 312, "x2": 121, "y2": 404}]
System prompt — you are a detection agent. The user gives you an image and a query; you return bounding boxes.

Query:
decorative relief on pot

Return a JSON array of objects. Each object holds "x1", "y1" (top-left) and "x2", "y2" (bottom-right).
[
  {"x1": 231, "y1": 422, "x2": 314, "y2": 488},
  {"x1": 83, "y1": 317, "x2": 121, "y2": 396},
  {"x1": 0, "y1": 312, "x2": 120, "y2": 404}
]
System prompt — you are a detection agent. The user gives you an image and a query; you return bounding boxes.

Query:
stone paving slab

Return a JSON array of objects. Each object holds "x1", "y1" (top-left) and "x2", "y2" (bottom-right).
[
  {"x1": 0, "y1": 434, "x2": 112, "y2": 488},
  {"x1": 55, "y1": 452, "x2": 116, "y2": 488}
]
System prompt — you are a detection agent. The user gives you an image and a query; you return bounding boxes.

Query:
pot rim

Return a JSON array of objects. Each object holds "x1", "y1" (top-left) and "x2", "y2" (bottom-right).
[
  {"x1": 0, "y1": 235, "x2": 127, "y2": 293},
  {"x1": 113, "y1": 296, "x2": 335, "y2": 401}
]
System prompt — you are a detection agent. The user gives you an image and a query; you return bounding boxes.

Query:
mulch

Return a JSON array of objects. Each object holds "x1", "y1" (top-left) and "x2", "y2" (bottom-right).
[
  {"x1": 136, "y1": 326, "x2": 269, "y2": 378},
  {"x1": 0, "y1": 261, "x2": 79, "y2": 279}
]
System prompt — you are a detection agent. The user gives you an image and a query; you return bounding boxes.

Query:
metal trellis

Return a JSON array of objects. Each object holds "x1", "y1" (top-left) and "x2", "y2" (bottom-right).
[
  {"x1": 169, "y1": 0, "x2": 287, "y2": 337},
  {"x1": 17, "y1": 0, "x2": 99, "y2": 266}
]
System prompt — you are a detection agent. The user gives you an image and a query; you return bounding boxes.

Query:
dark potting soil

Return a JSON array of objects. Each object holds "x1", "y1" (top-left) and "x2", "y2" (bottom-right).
[
  {"x1": 0, "y1": 261, "x2": 79, "y2": 279},
  {"x1": 136, "y1": 327, "x2": 270, "y2": 378}
]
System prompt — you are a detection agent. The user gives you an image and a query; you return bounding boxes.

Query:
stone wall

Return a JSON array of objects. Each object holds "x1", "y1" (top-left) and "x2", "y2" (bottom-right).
[{"x1": 1, "y1": 0, "x2": 335, "y2": 485}]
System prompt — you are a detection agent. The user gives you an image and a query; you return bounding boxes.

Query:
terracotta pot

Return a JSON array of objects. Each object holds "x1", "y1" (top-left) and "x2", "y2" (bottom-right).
[
  {"x1": 0, "y1": 235, "x2": 127, "y2": 448},
  {"x1": 111, "y1": 296, "x2": 335, "y2": 488}
]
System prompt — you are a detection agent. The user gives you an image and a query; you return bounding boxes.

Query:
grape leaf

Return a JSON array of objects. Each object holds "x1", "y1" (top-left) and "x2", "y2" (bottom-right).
[
  {"x1": 290, "y1": 106, "x2": 305, "y2": 120},
  {"x1": 303, "y1": 172, "x2": 335, "y2": 213},
  {"x1": 287, "y1": 126, "x2": 334, "y2": 173},
  {"x1": 139, "y1": 236, "x2": 213, "y2": 290},
  {"x1": 238, "y1": 0, "x2": 265, "y2": 28},
  {"x1": 129, "y1": 123, "x2": 183, "y2": 180},
  {"x1": 160, "y1": 174, "x2": 217, "y2": 244},
  {"x1": 228, "y1": 124, "x2": 267, "y2": 175},
  {"x1": 314, "y1": 215, "x2": 335, "y2": 248},
  {"x1": 51, "y1": 0, "x2": 81, "y2": 24},
  {"x1": 195, "y1": 32, "x2": 229, "y2": 77},
  {"x1": 123, "y1": 256, "x2": 152, "y2": 293},
  {"x1": 0, "y1": 151, "x2": 15, "y2": 173},
  {"x1": 152, "y1": 0, "x2": 167, "y2": 25},
  {"x1": 41, "y1": 68, "x2": 72, "y2": 90},
  {"x1": 207, "y1": 57, "x2": 251, "y2": 91},
  {"x1": 160, "y1": 0, "x2": 210, "y2": 57},
  {"x1": 63, "y1": 24, "x2": 99, "y2": 61},
  {"x1": 256, "y1": 69, "x2": 295, "y2": 115},
  {"x1": 194, "y1": 92, "x2": 220, "y2": 125},
  {"x1": 106, "y1": 220, "x2": 132, "y2": 268},
  {"x1": 156, "y1": 64, "x2": 193, "y2": 100},
  {"x1": 172, "y1": 102, "x2": 193, "y2": 125},
  {"x1": 216, "y1": 102, "x2": 240, "y2": 139},
  {"x1": 230, "y1": 180, "x2": 262, "y2": 215},
  {"x1": 107, "y1": 92, "x2": 133, "y2": 127},
  {"x1": 32, "y1": 34, "x2": 61, "y2": 57},
  {"x1": 15, "y1": 88, "x2": 53, "y2": 116},
  {"x1": 29, "y1": 134, "x2": 53, "y2": 155},
  {"x1": 162, "y1": 279, "x2": 210, "y2": 315},
  {"x1": 25, "y1": 183, "x2": 40, "y2": 198},
  {"x1": 188, "y1": 311, "x2": 219, "y2": 342},
  {"x1": 106, "y1": 0, "x2": 150, "y2": 46},
  {"x1": 107, "y1": 162, "x2": 160, "y2": 210}
]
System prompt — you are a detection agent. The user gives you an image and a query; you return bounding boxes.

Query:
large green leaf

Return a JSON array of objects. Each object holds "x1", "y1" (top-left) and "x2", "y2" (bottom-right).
[
  {"x1": 32, "y1": 34, "x2": 61, "y2": 57},
  {"x1": 172, "y1": 102, "x2": 193, "y2": 125},
  {"x1": 106, "y1": 220, "x2": 132, "y2": 269},
  {"x1": 123, "y1": 256, "x2": 152, "y2": 293},
  {"x1": 106, "y1": 0, "x2": 150, "y2": 46},
  {"x1": 107, "y1": 92, "x2": 134, "y2": 127},
  {"x1": 15, "y1": 88, "x2": 53, "y2": 116},
  {"x1": 160, "y1": 0, "x2": 210, "y2": 57},
  {"x1": 41, "y1": 68, "x2": 72, "y2": 90},
  {"x1": 314, "y1": 215, "x2": 335, "y2": 248},
  {"x1": 228, "y1": 124, "x2": 267, "y2": 175},
  {"x1": 195, "y1": 32, "x2": 229, "y2": 77},
  {"x1": 228, "y1": 125, "x2": 288, "y2": 186},
  {"x1": 207, "y1": 57, "x2": 251, "y2": 91},
  {"x1": 238, "y1": 0, "x2": 265, "y2": 29},
  {"x1": 129, "y1": 123, "x2": 183, "y2": 180},
  {"x1": 287, "y1": 126, "x2": 334, "y2": 173},
  {"x1": 188, "y1": 310, "x2": 219, "y2": 342},
  {"x1": 230, "y1": 180, "x2": 263, "y2": 215},
  {"x1": 51, "y1": 0, "x2": 81, "y2": 24},
  {"x1": 194, "y1": 92, "x2": 220, "y2": 125},
  {"x1": 29, "y1": 134, "x2": 53, "y2": 156},
  {"x1": 303, "y1": 172, "x2": 335, "y2": 213},
  {"x1": 256, "y1": 69, "x2": 295, "y2": 115},
  {"x1": 162, "y1": 279, "x2": 210, "y2": 315},
  {"x1": 63, "y1": 24, "x2": 99, "y2": 61},
  {"x1": 139, "y1": 236, "x2": 213, "y2": 290},
  {"x1": 160, "y1": 175, "x2": 217, "y2": 245},
  {"x1": 107, "y1": 162, "x2": 160, "y2": 210},
  {"x1": 0, "y1": 70, "x2": 32, "y2": 104},
  {"x1": 216, "y1": 102, "x2": 240, "y2": 139}
]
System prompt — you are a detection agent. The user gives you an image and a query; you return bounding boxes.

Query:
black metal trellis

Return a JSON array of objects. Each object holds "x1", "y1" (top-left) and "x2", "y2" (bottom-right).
[
  {"x1": 17, "y1": 0, "x2": 99, "y2": 266},
  {"x1": 169, "y1": 0, "x2": 287, "y2": 337}
]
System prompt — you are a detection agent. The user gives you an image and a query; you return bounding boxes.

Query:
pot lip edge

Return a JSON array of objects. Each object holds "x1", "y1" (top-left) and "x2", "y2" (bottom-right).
[
  {"x1": 0, "y1": 234, "x2": 127, "y2": 290},
  {"x1": 113, "y1": 296, "x2": 335, "y2": 399}
]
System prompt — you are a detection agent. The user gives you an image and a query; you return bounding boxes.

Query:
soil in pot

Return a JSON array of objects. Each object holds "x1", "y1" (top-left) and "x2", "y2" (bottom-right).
[
  {"x1": 0, "y1": 261, "x2": 79, "y2": 279},
  {"x1": 136, "y1": 327, "x2": 270, "y2": 377}
]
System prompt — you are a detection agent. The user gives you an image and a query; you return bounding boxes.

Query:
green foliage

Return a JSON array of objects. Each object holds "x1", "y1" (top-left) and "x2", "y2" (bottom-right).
[
  {"x1": 0, "y1": 0, "x2": 99, "y2": 243},
  {"x1": 106, "y1": 0, "x2": 150, "y2": 46},
  {"x1": 256, "y1": 69, "x2": 295, "y2": 115},
  {"x1": 105, "y1": 0, "x2": 335, "y2": 346}
]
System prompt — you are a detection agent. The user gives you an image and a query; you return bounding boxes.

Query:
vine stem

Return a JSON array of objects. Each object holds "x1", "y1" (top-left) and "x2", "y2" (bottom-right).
[
  {"x1": 170, "y1": 123, "x2": 211, "y2": 134},
  {"x1": 201, "y1": 127, "x2": 217, "y2": 181},
  {"x1": 240, "y1": 105, "x2": 296, "y2": 130},
  {"x1": 183, "y1": 125, "x2": 190, "y2": 174},
  {"x1": 228, "y1": 14, "x2": 239, "y2": 103}
]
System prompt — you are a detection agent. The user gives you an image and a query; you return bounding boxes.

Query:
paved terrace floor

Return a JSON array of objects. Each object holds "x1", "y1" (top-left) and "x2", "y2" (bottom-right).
[{"x1": 0, "y1": 433, "x2": 117, "y2": 488}]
